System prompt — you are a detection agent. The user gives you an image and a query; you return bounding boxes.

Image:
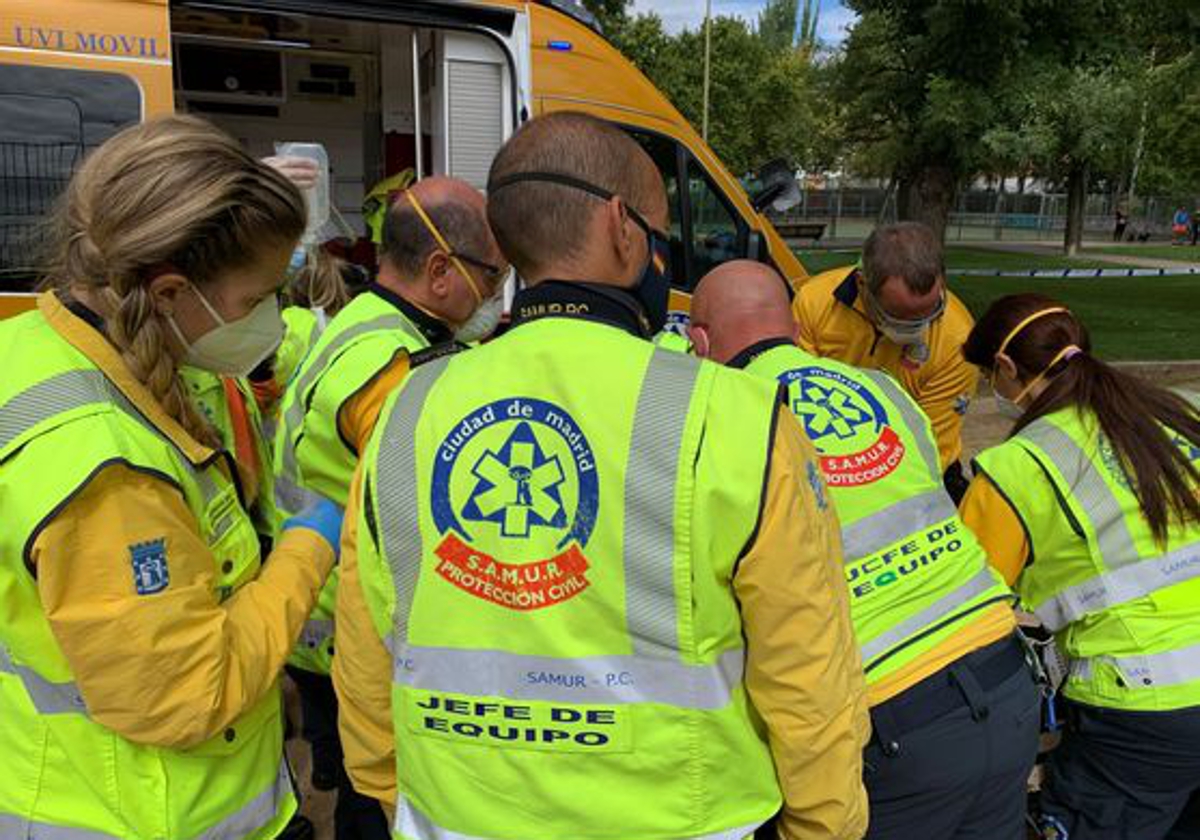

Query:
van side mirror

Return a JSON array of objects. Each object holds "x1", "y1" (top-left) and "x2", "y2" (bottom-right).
[{"x1": 750, "y1": 158, "x2": 801, "y2": 214}]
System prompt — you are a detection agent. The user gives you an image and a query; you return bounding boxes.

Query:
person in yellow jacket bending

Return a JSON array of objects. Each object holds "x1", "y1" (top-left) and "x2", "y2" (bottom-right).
[
  {"x1": 793, "y1": 223, "x2": 978, "y2": 501},
  {"x1": 0, "y1": 115, "x2": 342, "y2": 840},
  {"x1": 333, "y1": 110, "x2": 869, "y2": 840},
  {"x1": 274, "y1": 175, "x2": 507, "y2": 839},
  {"x1": 960, "y1": 294, "x2": 1200, "y2": 840},
  {"x1": 689, "y1": 260, "x2": 1038, "y2": 840}
]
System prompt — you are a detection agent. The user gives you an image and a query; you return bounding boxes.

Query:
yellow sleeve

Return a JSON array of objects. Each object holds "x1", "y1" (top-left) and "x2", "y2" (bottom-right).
[
  {"x1": 918, "y1": 341, "x2": 978, "y2": 471},
  {"x1": 793, "y1": 284, "x2": 820, "y2": 354},
  {"x1": 332, "y1": 467, "x2": 398, "y2": 811},
  {"x1": 734, "y1": 419, "x2": 870, "y2": 840},
  {"x1": 959, "y1": 474, "x2": 1029, "y2": 586},
  {"x1": 338, "y1": 351, "x2": 411, "y2": 456},
  {"x1": 33, "y1": 464, "x2": 333, "y2": 748}
]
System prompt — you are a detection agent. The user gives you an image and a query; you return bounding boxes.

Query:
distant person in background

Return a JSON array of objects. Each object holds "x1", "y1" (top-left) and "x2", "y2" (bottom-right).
[
  {"x1": 794, "y1": 222, "x2": 979, "y2": 502},
  {"x1": 1172, "y1": 207, "x2": 1190, "y2": 244},
  {"x1": 1191, "y1": 207, "x2": 1200, "y2": 246},
  {"x1": 1113, "y1": 208, "x2": 1128, "y2": 242}
]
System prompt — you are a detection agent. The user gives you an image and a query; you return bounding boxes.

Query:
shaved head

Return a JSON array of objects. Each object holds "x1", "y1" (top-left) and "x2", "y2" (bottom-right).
[
  {"x1": 486, "y1": 111, "x2": 666, "y2": 282},
  {"x1": 381, "y1": 175, "x2": 497, "y2": 278},
  {"x1": 690, "y1": 260, "x2": 798, "y2": 364}
]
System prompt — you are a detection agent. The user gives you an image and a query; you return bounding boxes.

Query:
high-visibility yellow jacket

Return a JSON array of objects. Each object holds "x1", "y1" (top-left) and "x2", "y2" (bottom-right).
[
  {"x1": 0, "y1": 293, "x2": 334, "y2": 839},
  {"x1": 967, "y1": 406, "x2": 1200, "y2": 711},
  {"x1": 334, "y1": 308, "x2": 871, "y2": 840},
  {"x1": 794, "y1": 267, "x2": 978, "y2": 470}
]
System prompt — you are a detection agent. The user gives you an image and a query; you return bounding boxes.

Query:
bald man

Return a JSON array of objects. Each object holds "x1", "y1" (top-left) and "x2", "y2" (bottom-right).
[
  {"x1": 274, "y1": 175, "x2": 508, "y2": 840},
  {"x1": 691, "y1": 261, "x2": 1038, "y2": 840},
  {"x1": 335, "y1": 112, "x2": 869, "y2": 840}
]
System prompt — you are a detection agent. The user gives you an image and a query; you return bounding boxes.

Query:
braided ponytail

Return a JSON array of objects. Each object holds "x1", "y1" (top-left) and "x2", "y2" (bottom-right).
[{"x1": 47, "y1": 115, "x2": 306, "y2": 448}]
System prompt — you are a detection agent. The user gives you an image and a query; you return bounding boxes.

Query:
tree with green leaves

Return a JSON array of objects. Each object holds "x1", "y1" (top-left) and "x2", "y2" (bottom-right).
[
  {"x1": 758, "y1": 0, "x2": 798, "y2": 52},
  {"x1": 580, "y1": 0, "x2": 630, "y2": 38}
]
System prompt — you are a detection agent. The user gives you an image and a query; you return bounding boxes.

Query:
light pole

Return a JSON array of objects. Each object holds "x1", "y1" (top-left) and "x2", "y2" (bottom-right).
[{"x1": 702, "y1": 0, "x2": 712, "y2": 142}]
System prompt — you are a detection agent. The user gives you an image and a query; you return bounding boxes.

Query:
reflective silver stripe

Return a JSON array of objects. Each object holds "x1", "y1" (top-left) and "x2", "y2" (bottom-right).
[
  {"x1": 0, "y1": 367, "x2": 224, "y2": 519},
  {"x1": 841, "y1": 489, "x2": 958, "y2": 563},
  {"x1": 1019, "y1": 418, "x2": 1200, "y2": 630},
  {"x1": 862, "y1": 369, "x2": 942, "y2": 479},
  {"x1": 1018, "y1": 419, "x2": 1142, "y2": 570},
  {"x1": 0, "y1": 761, "x2": 290, "y2": 840},
  {"x1": 190, "y1": 758, "x2": 294, "y2": 840},
  {"x1": 0, "y1": 644, "x2": 88, "y2": 716},
  {"x1": 273, "y1": 471, "x2": 322, "y2": 516},
  {"x1": 276, "y1": 312, "x2": 414, "y2": 513},
  {"x1": 298, "y1": 618, "x2": 334, "y2": 650},
  {"x1": 624, "y1": 349, "x2": 700, "y2": 656},
  {"x1": 392, "y1": 644, "x2": 743, "y2": 709},
  {"x1": 378, "y1": 356, "x2": 455, "y2": 643},
  {"x1": 1033, "y1": 540, "x2": 1200, "y2": 631},
  {"x1": 0, "y1": 814, "x2": 119, "y2": 840},
  {"x1": 860, "y1": 567, "x2": 1003, "y2": 665},
  {"x1": 0, "y1": 369, "x2": 111, "y2": 453},
  {"x1": 1069, "y1": 641, "x2": 1200, "y2": 688},
  {"x1": 394, "y1": 794, "x2": 762, "y2": 840}
]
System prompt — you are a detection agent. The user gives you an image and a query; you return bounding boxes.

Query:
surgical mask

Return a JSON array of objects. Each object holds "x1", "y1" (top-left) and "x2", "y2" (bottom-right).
[
  {"x1": 454, "y1": 288, "x2": 505, "y2": 343},
  {"x1": 487, "y1": 170, "x2": 674, "y2": 336},
  {"x1": 287, "y1": 246, "x2": 307, "y2": 278},
  {"x1": 993, "y1": 386, "x2": 1026, "y2": 420},
  {"x1": 864, "y1": 284, "x2": 945, "y2": 346},
  {"x1": 168, "y1": 284, "x2": 285, "y2": 376},
  {"x1": 627, "y1": 208, "x2": 672, "y2": 335}
]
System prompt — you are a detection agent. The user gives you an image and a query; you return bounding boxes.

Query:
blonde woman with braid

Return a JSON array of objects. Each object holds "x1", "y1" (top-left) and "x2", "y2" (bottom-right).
[{"x1": 0, "y1": 115, "x2": 342, "y2": 840}]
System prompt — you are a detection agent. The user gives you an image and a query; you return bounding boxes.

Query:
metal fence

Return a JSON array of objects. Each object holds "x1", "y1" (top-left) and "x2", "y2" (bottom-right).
[
  {"x1": 0, "y1": 141, "x2": 85, "y2": 282},
  {"x1": 770, "y1": 186, "x2": 1199, "y2": 244}
]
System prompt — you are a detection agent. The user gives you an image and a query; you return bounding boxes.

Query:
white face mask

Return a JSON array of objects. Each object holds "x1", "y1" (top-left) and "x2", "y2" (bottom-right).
[
  {"x1": 168, "y1": 284, "x2": 285, "y2": 376},
  {"x1": 993, "y1": 386, "x2": 1026, "y2": 420},
  {"x1": 453, "y1": 289, "x2": 505, "y2": 343}
]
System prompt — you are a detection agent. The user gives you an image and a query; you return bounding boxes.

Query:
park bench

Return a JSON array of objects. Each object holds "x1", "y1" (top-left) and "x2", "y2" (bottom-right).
[{"x1": 773, "y1": 220, "x2": 828, "y2": 243}]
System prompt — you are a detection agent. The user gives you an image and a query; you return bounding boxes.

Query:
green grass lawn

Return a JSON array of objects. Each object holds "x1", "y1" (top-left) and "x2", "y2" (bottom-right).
[
  {"x1": 950, "y1": 274, "x2": 1198, "y2": 361},
  {"x1": 797, "y1": 245, "x2": 1130, "y2": 275},
  {"x1": 793, "y1": 248, "x2": 1200, "y2": 360},
  {"x1": 1087, "y1": 244, "x2": 1200, "y2": 263}
]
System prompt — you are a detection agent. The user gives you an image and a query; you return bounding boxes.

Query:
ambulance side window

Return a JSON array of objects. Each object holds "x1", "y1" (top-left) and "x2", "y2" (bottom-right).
[
  {"x1": 626, "y1": 131, "x2": 685, "y2": 289},
  {"x1": 686, "y1": 158, "x2": 746, "y2": 281},
  {"x1": 0, "y1": 64, "x2": 141, "y2": 291}
]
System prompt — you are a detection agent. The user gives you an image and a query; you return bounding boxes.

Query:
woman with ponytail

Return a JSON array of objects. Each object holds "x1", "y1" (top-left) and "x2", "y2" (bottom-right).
[
  {"x1": 0, "y1": 116, "x2": 342, "y2": 839},
  {"x1": 960, "y1": 293, "x2": 1200, "y2": 840}
]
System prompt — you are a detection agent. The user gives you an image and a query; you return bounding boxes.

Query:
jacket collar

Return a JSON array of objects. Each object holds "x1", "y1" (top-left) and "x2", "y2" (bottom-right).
[
  {"x1": 41, "y1": 292, "x2": 218, "y2": 467},
  {"x1": 367, "y1": 281, "x2": 454, "y2": 344},
  {"x1": 509, "y1": 280, "x2": 648, "y2": 338},
  {"x1": 727, "y1": 336, "x2": 803, "y2": 370}
]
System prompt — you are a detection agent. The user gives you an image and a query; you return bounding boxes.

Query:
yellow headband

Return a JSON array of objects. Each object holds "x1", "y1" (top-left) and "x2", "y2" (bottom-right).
[
  {"x1": 404, "y1": 190, "x2": 484, "y2": 305},
  {"x1": 996, "y1": 307, "x2": 1069, "y2": 358}
]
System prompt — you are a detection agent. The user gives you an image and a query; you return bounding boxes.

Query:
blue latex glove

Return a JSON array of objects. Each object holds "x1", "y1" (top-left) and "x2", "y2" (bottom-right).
[{"x1": 282, "y1": 497, "x2": 344, "y2": 560}]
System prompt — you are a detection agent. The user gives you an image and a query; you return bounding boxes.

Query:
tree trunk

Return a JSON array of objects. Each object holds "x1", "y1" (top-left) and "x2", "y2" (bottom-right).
[
  {"x1": 1064, "y1": 162, "x2": 1089, "y2": 256},
  {"x1": 897, "y1": 164, "x2": 957, "y2": 243}
]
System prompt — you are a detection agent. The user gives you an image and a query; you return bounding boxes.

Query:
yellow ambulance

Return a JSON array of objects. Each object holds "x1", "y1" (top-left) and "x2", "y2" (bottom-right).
[{"x1": 0, "y1": 0, "x2": 807, "y2": 320}]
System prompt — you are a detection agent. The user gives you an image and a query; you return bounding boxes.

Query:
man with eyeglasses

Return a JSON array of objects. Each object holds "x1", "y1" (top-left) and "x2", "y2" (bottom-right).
[
  {"x1": 793, "y1": 223, "x2": 978, "y2": 501},
  {"x1": 272, "y1": 174, "x2": 508, "y2": 840}
]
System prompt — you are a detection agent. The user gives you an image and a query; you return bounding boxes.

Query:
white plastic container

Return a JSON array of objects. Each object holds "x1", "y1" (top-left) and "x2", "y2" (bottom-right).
[{"x1": 274, "y1": 141, "x2": 329, "y2": 243}]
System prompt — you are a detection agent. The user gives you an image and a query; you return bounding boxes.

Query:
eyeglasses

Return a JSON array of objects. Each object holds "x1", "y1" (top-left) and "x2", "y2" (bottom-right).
[
  {"x1": 450, "y1": 251, "x2": 507, "y2": 286},
  {"x1": 404, "y1": 189, "x2": 507, "y2": 303},
  {"x1": 862, "y1": 284, "x2": 946, "y2": 332}
]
